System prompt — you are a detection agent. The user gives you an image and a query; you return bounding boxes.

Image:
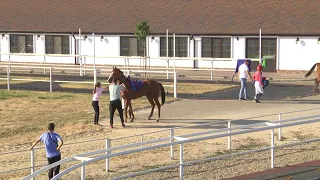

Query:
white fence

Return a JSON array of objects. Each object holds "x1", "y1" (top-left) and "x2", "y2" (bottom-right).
[
  {"x1": 18, "y1": 109, "x2": 320, "y2": 180},
  {"x1": 0, "y1": 53, "x2": 262, "y2": 80},
  {"x1": 1, "y1": 108, "x2": 318, "y2": 178},
  {"x1": 0, "y1": 65, "x2": 178, "y2": 98}
]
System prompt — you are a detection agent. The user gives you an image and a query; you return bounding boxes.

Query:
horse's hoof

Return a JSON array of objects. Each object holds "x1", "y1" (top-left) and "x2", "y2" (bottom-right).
[
  {"x1": 155, "y1": 118, "x2": 160, "y2": 122},
  {"x1": 130, "y1": 119, "x2": 134, "y2": 122},
  {"x1": 147, "y1": 117, "x2": 152, "y2": 120}
]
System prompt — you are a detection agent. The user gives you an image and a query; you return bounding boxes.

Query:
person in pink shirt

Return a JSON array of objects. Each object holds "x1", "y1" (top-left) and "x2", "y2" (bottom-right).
[
  {"x1": 253, "y1": 65, "x2": 264, "y2": 103},
  {"x1": 92, "y1": 82, "x2": 108, "y2": 125}
]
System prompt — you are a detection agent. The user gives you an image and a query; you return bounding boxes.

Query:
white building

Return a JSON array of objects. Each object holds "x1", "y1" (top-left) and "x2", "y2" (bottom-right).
[{"x1": 1, "y1": 0, "x2": 320, "y2": 72}]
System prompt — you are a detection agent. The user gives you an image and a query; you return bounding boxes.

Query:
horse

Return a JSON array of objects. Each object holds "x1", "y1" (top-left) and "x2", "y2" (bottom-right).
[
  {"x1": 305, "y1": 63, "x2": 320, "y2": 93},
  {"x1": 108, "y1": 67, "x2": 166, "y2": 122}
]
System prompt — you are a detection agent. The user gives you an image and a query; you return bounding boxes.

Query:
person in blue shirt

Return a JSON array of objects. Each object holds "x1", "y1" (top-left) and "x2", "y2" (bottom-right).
[{"x1": 30, "y1": 123, "x2": 63, "y2": 179}]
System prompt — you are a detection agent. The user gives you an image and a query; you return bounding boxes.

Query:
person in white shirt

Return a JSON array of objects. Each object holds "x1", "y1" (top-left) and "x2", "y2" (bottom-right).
[
  {"x1": 109, "y1": 78, "x2": 125, "y2": 128},
  {"x1": 92, "y1": 82, "x2": 108, "y2": 125},
  {"x1": 238, "y1": 60, "x2": 253, "y2": 100}
]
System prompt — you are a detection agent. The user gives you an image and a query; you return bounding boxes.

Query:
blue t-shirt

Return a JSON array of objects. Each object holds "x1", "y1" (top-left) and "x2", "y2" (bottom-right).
[{"x1": 40, "y1": 132, "x2": 62, "y2": 158}]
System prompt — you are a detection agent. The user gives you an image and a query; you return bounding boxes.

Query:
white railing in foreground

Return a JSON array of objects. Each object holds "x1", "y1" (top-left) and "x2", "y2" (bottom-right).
[
  {"x1": 0, "y1": 65, "x2": 178, "y2": 98},
  {"x1": 2, "y1": 108, "x2": 319, "y2": 177},
  {"x1": 22, "y1": 112, "x2": 320, "y2": 180}
]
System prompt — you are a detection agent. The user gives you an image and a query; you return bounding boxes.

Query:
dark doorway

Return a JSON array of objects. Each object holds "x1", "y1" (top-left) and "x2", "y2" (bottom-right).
[{"x1": 246, "y1": 38, "x2": 277, "y2": 72}]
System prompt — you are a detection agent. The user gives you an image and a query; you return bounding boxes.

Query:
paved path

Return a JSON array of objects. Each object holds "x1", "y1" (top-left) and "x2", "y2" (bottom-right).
[
  {"x1": 224, "y1": 160, "x2": 320, "y2": 180},
  {"x1": 132, "y1": 81, "x2": 320, "y2": 179}
]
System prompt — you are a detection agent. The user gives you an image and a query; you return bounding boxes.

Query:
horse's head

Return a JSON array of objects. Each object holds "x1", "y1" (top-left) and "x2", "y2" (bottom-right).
[{"x1": 107, "y1": 66, "x2": 126, "y2": 84}]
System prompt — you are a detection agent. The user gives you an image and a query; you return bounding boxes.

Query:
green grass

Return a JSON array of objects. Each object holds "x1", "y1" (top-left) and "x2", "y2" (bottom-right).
[{"x1": 0, "y1": 90, "x2": 30, "y2": 99}]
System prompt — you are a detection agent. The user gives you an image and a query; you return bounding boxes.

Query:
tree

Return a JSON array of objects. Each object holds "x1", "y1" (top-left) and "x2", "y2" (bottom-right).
[
  {"x1": 134, "y1": 21, "x2": 151, "y2": 58},
  {"x1": 134, "y1": 21, "x2": 151, "y2": 77}
]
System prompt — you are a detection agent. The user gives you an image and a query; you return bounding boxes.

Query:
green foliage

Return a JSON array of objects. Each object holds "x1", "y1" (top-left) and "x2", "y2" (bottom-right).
[
  {"x1": 37, "y1": 94, "x2": 74, "y2": 99},
  {"x1": 0, "y1": 90, "x2": 30, "y2": 100},
  {"x1": 134, "y1": 21, "x2": 151, "y2": 42}
]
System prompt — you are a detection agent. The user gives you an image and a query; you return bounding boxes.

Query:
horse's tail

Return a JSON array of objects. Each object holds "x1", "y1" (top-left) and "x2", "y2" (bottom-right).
[
  {"x1": 305, "y1": 63, "x2": 318, "y2": 78},
  {"x1": 158, "y1": 83, "x2": 166, "y2": 105}
]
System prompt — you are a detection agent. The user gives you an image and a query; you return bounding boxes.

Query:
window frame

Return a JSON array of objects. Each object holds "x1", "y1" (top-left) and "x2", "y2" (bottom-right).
[
  {"x1": 45, "y1": 35, "x2": 70, "y2": 54},
  {"x1": 119, "y1": 36, "x2": 145, "y2": 56},
  {"x1": 9, "y1": 34, "x2": 34, "y2": 53},
  {"x1": 201, "y1": 37, "x2": 231, "y2": 58},
  {"x1": 245, "y1": 38, "x2": 277, "y2": 59},
  {"x1": 160, "y1": 37, "x2": 188, "y2": 57}
]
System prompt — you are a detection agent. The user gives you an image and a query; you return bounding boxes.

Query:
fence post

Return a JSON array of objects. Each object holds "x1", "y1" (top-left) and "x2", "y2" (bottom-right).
[
  {"x1": 210, "y1": 60, "x2": 213, "y2": 81},
  {"x1": 80, "y1": 56, "x2": 83, "y2": 76},
  {"x1": 31, "y1": 149, "x2": 35, "y2": 180},
  {"x1": 83, "y1": 57, "x2": 86, "y2": 76},
  {"x1": 43, "y1": 55, "x2": 46, "y2": 75},
  {"x1": 49, "y1": 68, "x2": 52, "y2": 93},
  {"x1": 170, "y1": 129, "x2": 174, "y2": 160},
  {"x1": 228, "y1": 121, "x2": 231, "y2": 151},
  {"x1": 179, "y1": 144, "x2": 184, "y2": 180},
  {"x1": 174, "y1": 72, "x2": 177, "y2": 98},
  {"x1": 141, "y1": 136, "x2": 144, "y2": 148},
  {"x1": 106, "y1": 138, "x2": 111, "y2": 172},
  {"x1": 7, "y1": 66, "x2": 10, "y2": 91},
  {"x1": 271, "y1": 128, "x2": 275, "y2": 169},
  {"x1": 93, "y1": 68, "x2": 97, "y2": 85},
  {"x1": 278, "y1": 113, "x2": 282, "y2": 141},
  {"x1": 80, "y1": 164, "x2": 85, "y2": 180},
  {"x1": 166, "y1": 60, "x2": 169, "y2": 79},
  {"x1": 9, "y1": 54, "x2": 11, "y2": 69}
]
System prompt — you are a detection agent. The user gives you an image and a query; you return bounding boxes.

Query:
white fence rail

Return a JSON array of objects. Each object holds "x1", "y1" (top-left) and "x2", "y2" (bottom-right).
[
  {"x1": 0, "y1": 53, "x2": 262, "y2": 80},
  {"x1": 0, "y1": 65, "x2": 178, "y2": 98},
  {"x1": 1, "y1": 108, "x2": 319, "y2": 178},
  {"x1": 19, "y1": 110, "x2": 320, "y2": 180}
]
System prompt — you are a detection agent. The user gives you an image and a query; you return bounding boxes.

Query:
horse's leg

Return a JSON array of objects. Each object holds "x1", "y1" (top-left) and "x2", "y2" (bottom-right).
[
  {"x1": 124, "y1": 99, "x2": 128, "y2": 122},
  {"x1": 146, "y1": 96, "x2": 155, "y2": 120},
  {"x1": 128, "y1": 100, "x2": 135, "y2": 122},
  {"x1": 316, "y1": 78, "x2": 320, "y2": 94},
  {"x1": 154, "y1": 98, "x2": 161, "y2": 122}
]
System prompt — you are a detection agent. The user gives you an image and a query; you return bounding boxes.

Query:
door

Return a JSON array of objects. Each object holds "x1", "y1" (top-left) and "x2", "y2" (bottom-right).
[{"x1": 246, "y1": 38, "x2": 277, "y2": 72}]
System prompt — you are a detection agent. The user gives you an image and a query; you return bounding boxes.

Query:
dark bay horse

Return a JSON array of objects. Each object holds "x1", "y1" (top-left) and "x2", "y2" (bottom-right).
[
  {"x1": 108, "y1": 67, "x2": 166, "y2": 122},
  {"x1": 305, "y1": 63, "x2": 320, "y2": 93}
]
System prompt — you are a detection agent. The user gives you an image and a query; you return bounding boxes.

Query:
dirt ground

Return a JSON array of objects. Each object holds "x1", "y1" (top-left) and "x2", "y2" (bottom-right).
[{"x1": 1, "y1": 71, "x2": 320, "y2": 179}]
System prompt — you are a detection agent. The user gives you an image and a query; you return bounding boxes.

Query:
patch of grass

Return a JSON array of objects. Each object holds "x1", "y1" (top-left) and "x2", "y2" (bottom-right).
[
  {"x1": 0, "y1": 90, "x2": 30, "y2": 100},
  {"x1": 38, "y1": 94, "x2": 74, "y2": 99}
]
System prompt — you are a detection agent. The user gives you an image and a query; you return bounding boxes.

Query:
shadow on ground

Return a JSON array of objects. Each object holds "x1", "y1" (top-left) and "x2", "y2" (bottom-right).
[{"x1": 124, "y1": 118, "x2": 268, "y2": 129}]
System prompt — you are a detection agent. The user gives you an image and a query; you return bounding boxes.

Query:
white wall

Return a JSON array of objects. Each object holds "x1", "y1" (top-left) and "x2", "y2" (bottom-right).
[
  {"x1": 279, "y1": 37, "x2": 320, "y2": 70},
  {"x1": 1, "y1": 33, "x2": 320, "y2": 71}
]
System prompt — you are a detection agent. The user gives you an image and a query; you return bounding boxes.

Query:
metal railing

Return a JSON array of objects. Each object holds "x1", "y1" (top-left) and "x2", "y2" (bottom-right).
[
  {"x1": 0, "y1": 65, "x2": 178, "y2": 98},
  {"x1": 20, "y1": 111, "x2": 320, "y2": 180},
  {"x1": 0, "y1": 53, "x2": 262, "y2": 80}
]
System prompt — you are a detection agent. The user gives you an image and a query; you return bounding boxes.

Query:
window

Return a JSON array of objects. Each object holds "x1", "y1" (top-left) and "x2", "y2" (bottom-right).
[
  {"x1": 45, "y1": 35, "x2": 70, "y2": 54},
  {"x1": 160, "y1": 37, "x2": 188, "y2": 57},
  {"x1": 120, "y1": 37, "x2": 144, "y2": 56},
  {"x1": 201, "y1": 37, "x2": 231, "y2": 58},
  {"x1": 10, "y1": 34, "x2": 33, "y2": 53},
  {"x1": 246, "y1": 38, "x2": 276, "y2": 58}
]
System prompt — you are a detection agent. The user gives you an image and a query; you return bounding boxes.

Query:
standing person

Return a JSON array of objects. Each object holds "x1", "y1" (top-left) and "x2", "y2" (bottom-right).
[
  {"x1": 92, "y1": 82, "x2": 108, "y2": 125},
  {"x1": 30, "y1": 123, "x2": 63, "y2": 180},
  {"x1": 238, "y1": 60, "x2": 253, "y2": 100},
  {"x1": 253, "y1": 65, "x2": 264, "y2": 103},
  {"x1": 109, "y1": 78, "x2": 125, "y2": 128}
]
